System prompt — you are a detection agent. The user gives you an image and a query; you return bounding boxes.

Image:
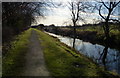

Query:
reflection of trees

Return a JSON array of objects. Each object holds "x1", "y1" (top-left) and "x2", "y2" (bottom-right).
[
  {"x1": 99, "y1": 47, "x2": 120, "y2": 72},
  {"x1": 102, "y1": 47, "x2": 108, "y2": 69},
  {"x1": 106, "y1": 51, "x2": 120, "y2": 73}
]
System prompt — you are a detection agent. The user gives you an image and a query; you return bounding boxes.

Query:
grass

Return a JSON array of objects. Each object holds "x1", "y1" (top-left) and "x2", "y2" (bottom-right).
[
  {"x1": 2, "y1": 28, "x2": 119, "y2": 77},
  {"x1": 2, "y1": 29, "x2": 31, "y2": 76},
  {"x1": 77, "y1": 25, "x2": 120, "y2": 35},
  {"x1": 33, "y1": 28, "x2": 119, "y2": 77}
]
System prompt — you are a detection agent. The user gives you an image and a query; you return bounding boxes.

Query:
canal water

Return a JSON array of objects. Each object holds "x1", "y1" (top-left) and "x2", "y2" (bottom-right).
[{"x1": 46, "y1": 32, "x2": 120, "y2": 74}]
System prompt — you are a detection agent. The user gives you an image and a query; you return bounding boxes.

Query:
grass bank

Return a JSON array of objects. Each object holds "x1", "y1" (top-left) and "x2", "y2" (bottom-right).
[
  {"x1": 2, "y1": 29, "x2": 31, "y2": 76},
  {"x1": 34, "y1": 28, "x2": 119, "y2": 77}
]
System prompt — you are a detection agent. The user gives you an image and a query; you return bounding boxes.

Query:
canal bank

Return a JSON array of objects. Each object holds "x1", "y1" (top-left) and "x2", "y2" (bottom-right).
[
  {"x1": 33, "y1": 28, "x2": 120, "y2": 77},
  {"x1": 45, "y1": 31, "x2": 120, "y2": 75}
]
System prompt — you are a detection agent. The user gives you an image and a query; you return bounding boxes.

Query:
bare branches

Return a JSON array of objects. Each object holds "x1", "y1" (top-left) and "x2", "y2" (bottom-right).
[
  {"x1": 113, "y1": 1, "x2": 120, "y2": 7},
  {"x1": 76, "y1": 2, "x2": 80, "y2": 22},
  {"x1": 68, "y1": 0, "x2": 88, "y2": 26},
  {"x1": 71, "y1": 2, "x2": 76, "y2": 22},
  {"x1": 2, "y1": 2, "x2": 47, "y2": 22},
  {"x1": 98, "y1": 1, "x2": 120, "y2": 22},
  {"x1": 101, "y1": 0, "x2": 109, "y2": 9},
  {"x1": 99, "y1": 5, "x2": 106, "y2": 20}
]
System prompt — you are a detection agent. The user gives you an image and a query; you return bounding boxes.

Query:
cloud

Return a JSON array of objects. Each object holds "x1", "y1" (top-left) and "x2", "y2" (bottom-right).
[
  {"x1": 34, "y1": 0, "x2": 120, "y2": 26},
  {"x1": 35, "y1": 6, "x2": 71, "y2": 26},
  {"x1": 37, "y1": 15, "x2": 69, "y2": 26}
]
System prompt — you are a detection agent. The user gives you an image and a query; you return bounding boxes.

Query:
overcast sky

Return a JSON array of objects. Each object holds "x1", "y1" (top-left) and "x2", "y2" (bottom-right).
[{"x1": 33, "y1": 0, "x2": 120, "y2": 26}]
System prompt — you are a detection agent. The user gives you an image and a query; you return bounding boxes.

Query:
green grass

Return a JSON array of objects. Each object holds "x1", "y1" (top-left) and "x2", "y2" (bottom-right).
[
  {"x1": 77, "y1": 25, "x2": 120, "y2": 35},
  {"x1": 2, "y1": 28, "x2": 119, "y2": 77},
  {"x1": 33, "y1": 28, "x2": 118, "y2": 77},
  {"x1": 2, "y1": 29, "x2": 31, "y2": 76}
]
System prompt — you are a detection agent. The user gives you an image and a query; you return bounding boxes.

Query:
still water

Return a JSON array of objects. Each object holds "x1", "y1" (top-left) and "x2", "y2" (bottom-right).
[{"x1": 46, "y1": 32, "x2": 120, "y2": 74}]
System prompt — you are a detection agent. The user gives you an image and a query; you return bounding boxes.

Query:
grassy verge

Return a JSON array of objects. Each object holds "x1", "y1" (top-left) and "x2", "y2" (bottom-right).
[
  {"x1": 2, "y1": 29, "x2": 31, "y2": 76},
  {"x1": 34, "y1": 28, "x2": 119, "y2": 77}
]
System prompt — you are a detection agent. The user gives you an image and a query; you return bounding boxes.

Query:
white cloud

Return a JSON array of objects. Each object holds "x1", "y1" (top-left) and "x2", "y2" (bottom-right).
[
  {"x1": 36, "y1": 15, "x2": 69, "y2": 26},
  {"x1": 33, "y1": 0, "x2": 120, "y2": 26},
  {"x1": 35, "y1": 5, "x2": 71, "y2": 26}
]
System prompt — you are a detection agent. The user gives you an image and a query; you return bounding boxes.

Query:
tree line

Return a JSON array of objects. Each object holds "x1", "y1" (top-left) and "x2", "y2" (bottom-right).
[{"x1": 2, "y1": 2, "x2": 46, "y2": 43}]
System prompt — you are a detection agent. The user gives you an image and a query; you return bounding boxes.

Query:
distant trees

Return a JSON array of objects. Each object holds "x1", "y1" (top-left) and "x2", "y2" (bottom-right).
[
  {"x1": 38, "y1": 24, "x2": 45, "y2": 30},
  {"x1": 2, "y1": 2, "x2": 49, "y2": 56},
  {"x1": 38, "y1": 24, "x2": 44, "y2": 27},
  {"x1": 49, "y1": 24, "x2": 55, "y2": 27},
  {"x1": 2, "y1": 2, "x2": 46, "y2": 43}
]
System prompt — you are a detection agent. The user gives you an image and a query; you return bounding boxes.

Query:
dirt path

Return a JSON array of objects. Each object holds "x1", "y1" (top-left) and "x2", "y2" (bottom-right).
[{"x1": 21, "y1": 30, "x2": 50, "y2": 76}]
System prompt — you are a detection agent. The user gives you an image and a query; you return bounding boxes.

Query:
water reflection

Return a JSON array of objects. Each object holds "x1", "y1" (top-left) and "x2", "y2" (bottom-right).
[{"x1": 46, "y1": 32, "x2": 120, "y2": 74}]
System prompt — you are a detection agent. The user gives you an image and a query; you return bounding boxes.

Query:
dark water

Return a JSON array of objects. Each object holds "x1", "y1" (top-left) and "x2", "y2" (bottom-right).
[{"x1": 46, "y1": 32, "x2": 120, "y2": 74}]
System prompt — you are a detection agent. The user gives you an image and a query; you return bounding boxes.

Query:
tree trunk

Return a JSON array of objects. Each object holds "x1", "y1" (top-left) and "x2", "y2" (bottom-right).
[
  {"x1": 104, "y1": 21, "x2": 110, "y2": 46},
  {"x1": 102, "y1": 46, "x2": 108, "y2": 70},
  {"x1": 73, "y1": 22, "x2": 76, "y2": 48},
  {"x1": 102, "y1": 20, "x2": 110, "y2": 70}
]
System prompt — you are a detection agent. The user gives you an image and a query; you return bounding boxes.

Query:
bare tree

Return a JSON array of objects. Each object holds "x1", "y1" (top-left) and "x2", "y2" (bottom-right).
[
  {"x1": 68, "y1": 0, "x2": 89, "y2": 48},
  {"x1": 69, "y1": 1, "x2": 80, "y2": 48},
  {"x1": 97, "y1": 0, "x2": 120, "y2": 67}
]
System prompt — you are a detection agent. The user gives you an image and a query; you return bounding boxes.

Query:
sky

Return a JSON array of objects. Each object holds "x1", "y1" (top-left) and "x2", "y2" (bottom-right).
[
  {"x1": 33, "y1": 0, "x2": 120, "y2": 26},
  {"x1": 35, "y1": 6, "x2": 71, "y2": 26},
  {"x1": 34, "y1": 0, "x2": 72, "y2": 26}
]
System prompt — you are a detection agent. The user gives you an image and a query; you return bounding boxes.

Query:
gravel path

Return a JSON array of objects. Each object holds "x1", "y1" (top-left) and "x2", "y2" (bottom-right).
[{"x1": 21, "y1": 30, "x2": 50, "y2": 76}]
